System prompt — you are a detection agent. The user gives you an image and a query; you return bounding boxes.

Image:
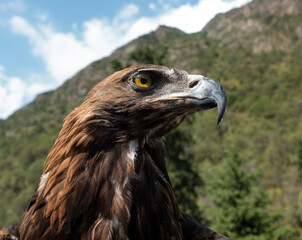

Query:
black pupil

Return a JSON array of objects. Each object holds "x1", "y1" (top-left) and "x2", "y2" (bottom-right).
[{"x1": 140, "y1": 77, "x2": 148, "y2": 85}]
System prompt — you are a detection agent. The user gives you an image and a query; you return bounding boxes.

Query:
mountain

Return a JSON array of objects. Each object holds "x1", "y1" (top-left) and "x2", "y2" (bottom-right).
[
  {"x1": 1, "y1": 0, "x2": 302, "y2": 237},
  {"x1": 202, "y1": 0, "x2": 302, "y2": 52}
]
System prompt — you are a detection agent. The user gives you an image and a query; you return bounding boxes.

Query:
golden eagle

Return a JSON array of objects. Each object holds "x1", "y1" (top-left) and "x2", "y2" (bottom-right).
[{"x1": 0, "y1": 65, "x2": 230, "y2": 239}]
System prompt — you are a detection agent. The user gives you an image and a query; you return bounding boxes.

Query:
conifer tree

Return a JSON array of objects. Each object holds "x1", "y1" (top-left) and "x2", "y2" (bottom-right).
[
  {"x1": 206, "y1": 146, "x2": 284, "y2": 239},
  {"x1": 165, "y1": 121, "x2": 202, "y2": 222}
]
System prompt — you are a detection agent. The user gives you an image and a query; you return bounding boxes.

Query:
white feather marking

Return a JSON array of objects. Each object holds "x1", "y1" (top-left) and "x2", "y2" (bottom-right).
[
  {"x1": 111, "y1": 216, "x2": 127, "y2": 239},
  {"x1": 110, "y1": 176, "x2": 116, "y2": 185},
  {"x1": 166, "y1": 68, "x2": 175, "y2": 75},
  {"x1": 122, "y1": 140, "x2": 138, "y2": 188},
  {"x1": 8, "y1": 235, "x2": 18, "y2": 240},
  {"x1": 127, "y1": 140, "x2": 138, "y2": 163},
  {"x1": 125, "y1": 206, "x2": 130, "y2": 219},
  {"x1": 38, "y1": 172, "x2": 50, "y2": 193},
  {"x1": 112, "y1": 215, "x2": 119, "y2": 228},
  {"x1": 108, "y1": 222, "x2": 113, "y2": 240},
  {"x1": 92, "y1": 218, "x2": 103, "y2": 239},
  {"x1": 115, "y1": 185, "x2": 122, "y2": 198}
]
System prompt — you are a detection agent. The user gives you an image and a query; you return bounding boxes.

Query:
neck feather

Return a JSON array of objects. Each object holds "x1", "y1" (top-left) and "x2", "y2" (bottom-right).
[{"x1": 20, "y1": 113, "x2": 183, "y2": 239}]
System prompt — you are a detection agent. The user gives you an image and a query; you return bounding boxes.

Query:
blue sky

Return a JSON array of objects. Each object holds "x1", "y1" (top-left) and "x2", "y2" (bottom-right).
[{"x1": 0, "y1": 0, "x2": 251, "y2": 119}]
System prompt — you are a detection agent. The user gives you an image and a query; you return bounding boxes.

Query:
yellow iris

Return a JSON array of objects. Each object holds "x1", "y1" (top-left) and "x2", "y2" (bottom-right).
[{"x1": 133, "y1": 73, "x2": 152, "y2": 88}]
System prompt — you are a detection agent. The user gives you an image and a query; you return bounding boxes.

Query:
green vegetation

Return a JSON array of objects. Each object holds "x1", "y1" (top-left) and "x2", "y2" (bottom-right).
[
  {"x1": 130, "y1": 45, "x2": 169, "y2": 65},
  {"x1": 206, "y1": 144, "x2": 294, "y2": 239},
  {"x1": 1, "y1": 0, "x2": 302, "y2": 238},
  {"x1": 165, "y1": 118, "x2": 204, "y2": 223}
]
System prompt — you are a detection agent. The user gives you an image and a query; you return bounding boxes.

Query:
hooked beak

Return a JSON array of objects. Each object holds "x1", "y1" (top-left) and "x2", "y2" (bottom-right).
[
  {"x1": 147, "y1": 75, "x2": 227, "y2": 124},
  {"x1": 185, "y1": 75, "x2": 227, "y2": 124}
]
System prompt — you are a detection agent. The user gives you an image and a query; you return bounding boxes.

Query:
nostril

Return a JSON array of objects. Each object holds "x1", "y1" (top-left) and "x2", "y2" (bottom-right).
[{"x1": 189, "y1": 80, "x2": 199, "y2": 89}]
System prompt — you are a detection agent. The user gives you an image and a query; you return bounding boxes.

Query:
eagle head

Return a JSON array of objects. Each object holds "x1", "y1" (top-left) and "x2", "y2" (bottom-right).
[{"x1": 81, "y1": 64, "x2": 226, "y2": 142}]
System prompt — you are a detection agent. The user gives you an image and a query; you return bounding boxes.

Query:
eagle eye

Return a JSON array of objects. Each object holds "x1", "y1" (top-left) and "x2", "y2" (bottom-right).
[{"x1": 133, "y1": 73, "x2": 152, "y2": 88}]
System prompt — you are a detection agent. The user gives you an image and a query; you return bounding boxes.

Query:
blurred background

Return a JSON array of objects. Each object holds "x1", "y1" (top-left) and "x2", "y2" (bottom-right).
[{"x1": 1, "y1": 0, "x2": 302, "y2": 239}]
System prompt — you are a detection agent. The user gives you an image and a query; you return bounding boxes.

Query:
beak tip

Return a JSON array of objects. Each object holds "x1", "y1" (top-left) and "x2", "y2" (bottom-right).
[
  {"x1": 217, "y1": 117, "x2": 223, "y2": 125},
  {"x1": 216, "y1": 97, "x2": 227, "y2": 125}
]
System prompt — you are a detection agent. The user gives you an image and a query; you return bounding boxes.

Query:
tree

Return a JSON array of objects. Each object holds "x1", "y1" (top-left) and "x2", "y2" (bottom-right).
[
  {"x1": 206, "y1": 145, "x2": 291, "y2": 240},
  {"x1": 130, "y1": 45, "x2": 169, "y2": 65},
  {"x1": 165, "y1": 119, "x2": 203, "y2": 223},
  {"x1": 110, "y1": 59, "x2": 124, "y2": 72}
]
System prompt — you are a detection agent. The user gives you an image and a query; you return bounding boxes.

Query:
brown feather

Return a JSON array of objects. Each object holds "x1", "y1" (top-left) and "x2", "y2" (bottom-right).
[{"x1": 1, "y1": 65, "x2": 230, "y2": 240}]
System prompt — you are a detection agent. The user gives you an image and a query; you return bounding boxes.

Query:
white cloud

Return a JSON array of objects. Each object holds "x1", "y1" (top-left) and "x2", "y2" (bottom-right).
[
  {"x1": 36, "y1": 13, "x2": 48, "y2": 22},
  {"x1": 151, "y1": 0, "x2": 252, "y2": 33},
  {"x1": 0, "y1": 65, "x2": 26, "y2": 118},
  {"x1": 71, "y1": 23, "x2": 78, "y2": 31},
  {"x1": 0, "y1": 0, "x2": 25, "y2": 11},
  {"x1": 4, "y1": 0, "x2": 251, "y2": 118},
  {"x1": 149, "y1": 3, "x2": 156, "y2": 11},
  {"x1": 10, "y1": 16, "x2": 103, "y2": 83},
  {"x1": 9, "y1": 0, "x2": 252, "y2": 81},
  {"x1": 114, "y1": 3, "x2": 139, "y2": 23},
  {"x1": 0, "y1": 65, "x2": 52, "y2": 118}
]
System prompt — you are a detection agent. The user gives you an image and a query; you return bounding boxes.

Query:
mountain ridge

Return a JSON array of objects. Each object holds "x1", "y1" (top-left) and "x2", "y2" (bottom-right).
[{"x1": 202, "y1": 0, "x2": 302, "y2": 52}]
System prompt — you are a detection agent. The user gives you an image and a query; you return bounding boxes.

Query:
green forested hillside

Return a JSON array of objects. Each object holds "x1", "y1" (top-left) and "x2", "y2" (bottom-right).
[{"x1": 1, "y1": 0, "x2": 302, "y2": 238}]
